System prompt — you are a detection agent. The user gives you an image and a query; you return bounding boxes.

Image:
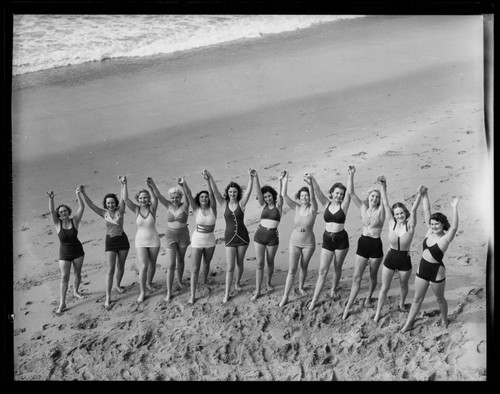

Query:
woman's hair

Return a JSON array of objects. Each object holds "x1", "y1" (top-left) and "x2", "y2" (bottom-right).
[
  {"x1": 430, "y1": 212, "x2": 450, "y2": 231},
  {"x1": 224, "y1": 182, "x2": 243, "y2": 201},
  {"x1": 194, "y1": 190, "x2": 210, "y2": 207},
  {"x1": 102, "y1": 193, "x2": 119, "y2": 209},
  {"x1": 135, "y1": 189, "x2": 151, "y2": 203},
  {"x1": 391, "y1": 202, "x2": 410, "y2": 219},
  {"x1": 261, "y1": 185, "x2": 278, "y2": 203},
  {"x1": 295, "y1": 186, "x2": 310, "y2": 200},
  {"x1": 363, "y1": 188, "x2": 381, "y2": 207},
  {"x1": 56, "y1": 204, "x2": 72, "y2": 216},
  {"x1": 168, "y1": 187, "x2": 184, "y2": 199},
  {"x1": 329, "y1": 182, "x2": 347, "y2": 199}
]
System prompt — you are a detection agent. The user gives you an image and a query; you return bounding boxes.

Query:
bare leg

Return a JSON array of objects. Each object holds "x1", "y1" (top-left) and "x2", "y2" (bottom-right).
[
  {"x1": 176, "y1": 246, "x2": 188, "y2": 289},
  {"x1": 374, "y1": 265, "x2": 395, "y2": 322},
  {"x1": 72, "y1": 256, "x2": 85, "y2": 299},
  {"x1": 298, "y1": 245, "x2": 315, "y2": 295},
  {"x1": 105, "y1": 251, "x2": 117, "y2": 308},
  {"x1": 265, "y1": 244, "x2": 278, "y2": 291},
  {"x1": 279, "y1": 245, "x2": 300, "y2": 308},
  {"x1": 398, "y1": 269, "x2": 412, "y2": 309},
  {"x1": 330, "y1": 248, "x2": 349, "y2": 299},
  {"x1": 135, "y1": 247, "x2": 149, "y2": 303},
  {"x1": 342, "y1": 255, "x2": 368, "y2": 320},
  {"x1": 234, "y1": 244, "x2": 248, "y2": 291},
  {"x1": 401, "y1": 276, "x2": 429, "y2": 333},
  {"x1": 364, "y1": 257, "x2": 383, "y2": 307},
  {"x1": 309, "y1": 248, "x2": 334, "y2": 310},
  {"x1": 251, "y1": 243, "x2": 266, "y2": 300},
  {"x1": 147, "y1": 246, "x2": 160, "y2": 290},
  {"x1": 201, "y1": 246, "x2": 216, "y2": 284},
  {"x1": 223, "y1": 247, "x2": 237, "y2": 303},
  {"x1": 189, "y1": 248, "x2": 203, "y2": 304},
  {"x1": 115, "y1": 249, "x2": 129, "y2": 292},
  {"x1": 430, "y1": 279, "x2": 448, "y2": 328},
  {"x1": 57, "y1": 260, "x2": 71, "y2": 314},
  {"x1": 165, "y1": 247, "x2": 177, "y2": 302}
]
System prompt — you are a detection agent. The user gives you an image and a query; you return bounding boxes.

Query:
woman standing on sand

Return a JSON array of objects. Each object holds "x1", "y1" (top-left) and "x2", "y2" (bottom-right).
[
  {"x1": 178, "y1": 173, "x2": 217, "y2": 304},
  {"x1": 401, "y1": 192, "x2": 459, "y2": 333},
  {"x1": 250, "y1": 170, "x2": 285, "y2": 301},
  {"x1": 342, "y1": 168, "x2": 386, "y2": 320},
  {"x1": 79, "y1": 182, "x2": 130, "y2": 309},
  {"x1": 205, "y1": 168, "x2": 255, "y2": 303},
  {"x1": 121, "y1": 176, "x2": 160, "y2": 303},
  {"x1": 373, "y1": 181, "x2": 426, "y2": 322},
  {"x1": 279, "y1": 171, "x2": 318, "y2": 308},
  {"x1": 47, "y1": 187, "x2": 86, "y2": 314},
  {"x1": 308, "y1": 166, "x2": 354, "y2": 311},
  {"x1": 148, "y1": 177, "x2": 191, "y2": 302}
]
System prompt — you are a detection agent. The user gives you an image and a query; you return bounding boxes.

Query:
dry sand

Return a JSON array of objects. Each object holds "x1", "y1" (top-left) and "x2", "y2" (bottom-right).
[{"x1": 11, "y1": 15, "x2": 491, "y2": 381}]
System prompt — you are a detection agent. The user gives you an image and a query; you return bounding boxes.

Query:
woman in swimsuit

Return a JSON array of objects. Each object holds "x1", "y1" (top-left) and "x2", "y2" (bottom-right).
[
  {"x1": 179, "y1": 173, "x2": 217, "y2": 304},
  {"x1": 121, "y1": 176, "x2": 160, "y2": 303},
  {"x1": 401, "y1": 191, "x2": 459, "y2": 333},
  {"x1": 308, "y1": 166, "x2": 354, "y2": 311},
  {"x1": 250, "y1": 170, "x2": 285, "y2": 301},
  {"x1": 149, "y1": 177, "x2": 191, "y2": 302},
  {"x1": 80, "y1": 182, "x2": 130, "y2": 309},
  {"x1": 279, "y1": 171, "x2": 318, "y2": 308},
  {"x1": 342, "y1": 167, "x2": 386, "y2": 320},
  {"x1": 47, "y1": 187, "x2": 86, "y2": 314},
  {"x1": 373, "y1": 180, "x2": 426, "y2": 322},
  {"x1": 205, "y1": 168, "x2": 255, "y2": 303}
]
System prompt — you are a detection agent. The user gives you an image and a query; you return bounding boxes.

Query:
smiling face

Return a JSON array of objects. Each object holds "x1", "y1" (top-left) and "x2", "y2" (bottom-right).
[
  {"x1": 199, "y1": 192, "x2": 210, "y2": 207},
  {"x1": 331, "y1": 187, "x2": 345, "y2": 203},
  {"x1": 430, "y1": 219, "x2": 444, "y2": 234},
  {"x1": 58, "y1": 207, "x2": 70, "y2": 219},
  {"x1": 228, "y1": 187, "x2": 239, "y2": 201},
  {"x1": 299, "y1": 190, "x2": 310, "y2": 204},
  {"x1": 393, "y1": 207, "x2": 407, "y2": 223},
  {"x1": 137, "y1": 191, "x2": 150, "y2": 206},
  {"x1": 170, "y1": 192, "x2": 182, "y2": 206},
  {"x1": 105, "y1": 197, "x2": 117, "y2": 210},
  {"x1": 368, "y1": 191, "x2": 380, "y2": 207},
  {"x1": 263, "y1": 191, "x2": 274, "y2": 205}
]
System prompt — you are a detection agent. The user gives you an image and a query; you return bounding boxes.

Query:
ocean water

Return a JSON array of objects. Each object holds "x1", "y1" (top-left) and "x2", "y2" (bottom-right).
[{"x1": 12, "y1": 14, "x2": 364, "y2": 76}]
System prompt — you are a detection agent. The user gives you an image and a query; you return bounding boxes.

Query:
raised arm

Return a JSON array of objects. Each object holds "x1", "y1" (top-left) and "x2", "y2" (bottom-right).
[
  {"x1": 347, "y1": 165, "x2": 362, "y2": 208},
  {"x1": 203, "y1": 171, "x2": 217, "y2": 216},
  {"x1": 205, "y1": 169, "x2": 225, "y2": 206},
  {"x1": 443, "y1": 196, "x2": 459, "y2": 244},
  {"x1": 378, "y1": 176, "x2": 392, "y2": 222},
  {"x1": 281, "y1": 171, "x2": 298, "y2": 210},
  {"x1": 277, "y1": 171, "x2": 285, "y2": 211},
  {"x1": 148, "y1": 177, "x2": 169, "y2": 208},
  {"x1": 304, "y1": 173, "x2": 318, "y2": 213},
  {"x1": 179, "y1": 177, "x2": 197, "y2": 210},
  {"x1": 240, "y1": 168, "x2": 255, "y2": 209},
  {"x1": 254, "y1": 170, "x2": 265, "y2": 207},
  {"x1": 47, "y1": 191, "x2": 59, "y2": 225},
  {"x1": 310, "y1": 174, "x2": 328, "y2": 207},
  {"x1": 408, "y1": 185, "x2": 426, "y2": 230},
  {"x1": 73, "y1": 186, "x2": 85, "y2": 226},
  {"x1": 422, "y1": 188, "x2": 431, "y2": 230},
  {"x1": 80, "y1": 186, "x2": 105, "y2": 218},
  {"x1": 145, "y1": 178, "x2": 158, "y2": 213},
  {"x1": 342, "y1": 166, "x2": 354, "y2": 212},
  {"x1": 120, "y1": 175, "x2": 138, "y2": 212}
]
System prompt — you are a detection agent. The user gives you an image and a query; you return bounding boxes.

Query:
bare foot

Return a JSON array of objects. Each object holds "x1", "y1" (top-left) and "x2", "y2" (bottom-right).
[
  {"x1": 137, "y1": 293, "x2": 145, "y2": 303},
  {"x1": 308, "y1": 300, "x2": 317, "y2": 311},
  {"x1": 188, "y1": 296, "x2": 195, "y2": 305},
  {"x1": 115, "y1": 286, "x2": 125, "y2": 294},
  {"x1": 342, "y1": 308, "x2": 351, "y2": 320},
  {"x1": 364, "y1": 297, "x2": 373, "y2": 307},
  {"x1": 73, "y1": 291, "x2": 84, "y2": 300},
  {"x1": 146, "y1": 285, "x2": 154, "y2": 292},
  {"x1": 266, "y1": 283, "x2": 274, "y2": 292},
  {"x1": 56, "y1": 304, "x2": 67, "y2": 315},
  {"x1": 235, "y1": 283, "x2": 243, "y2": 291},
  {"x1": 250, "y1": 292, "x2": 260, "y2": 301},
  {"x1": 222, "y1": 295, "x2": 230, "y2": 304},
  {"x1": 177, "y1": 281, "x2": 187, "y2": 290},
  {"x1": 278, "y1": 297, "x2": 288, "y2": 308},
  {"x1": 400, "y1": 323, "x2": 413, "y2": 333},
  {"x1": 373, "y1": 313, "x2": 380, "y2": 323},
  {"x1": 298, "y1": 287, "x2": 308, "y2": 296},
  {"x1": 330, "y1": 289, "x2": 340, "y2": 301},
  {"x1": 104, "y1": 298, "x2": 112, "y2": 309},
  {"x1": 164, "y1": 293, "x2": 172, "y2": 303}
]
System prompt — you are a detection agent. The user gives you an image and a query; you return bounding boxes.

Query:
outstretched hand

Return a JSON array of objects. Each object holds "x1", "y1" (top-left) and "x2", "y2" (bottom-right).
[
  {"x1": 418, "y1": 185, "x2": 427, "y2": 195},
  {"x1": 279, "y1": 170, "x2": 287, "y2": 180},
  {"x1": 451, "y1": 196, "x2": 460, "y2": 208},
  {"x1": 348, "y1": 165, "x2": 356, "y2": 175},
  {"x1": 376, "y1": 175, "x2": 386, "y2": 185},
  {"x1": 177, "y1": 177, "x2": 185, "y2": 185},
  {"x1": 249, "y1": 168, "x2": 257, "y2": 177},
  {"x1": 118, "y1": 175, "x2": 127, "y2": 184},
  {"x1": 47, "y1": 191, "x2": 54, "y2": 199}
]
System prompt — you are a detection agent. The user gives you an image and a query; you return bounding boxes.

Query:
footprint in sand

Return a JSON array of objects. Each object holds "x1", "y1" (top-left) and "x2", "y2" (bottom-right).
[{"x1": 421, "y1": 164, "x2": 431, "y2": 169}]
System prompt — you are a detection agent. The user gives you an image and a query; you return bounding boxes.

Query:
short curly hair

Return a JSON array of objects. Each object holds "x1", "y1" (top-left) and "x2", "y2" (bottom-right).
[
  {"x1": 295, "y1": 186, "x2": 310, "y2": 200},
  {"x1": 430, "y1": 212, "x2": 450, "y2": 231},
  {"x1": 102, "y1": 193, "x2": 119, "y2": 209},
  {"x1": 261, "y1": 185, "x2": 278, "y2": 203},
  {"x1": 391, "y1": 202, "x2": 410, "y2": 219},
  {"x1": 56, "y1": 204, "x2": 72, "y2": 216},
  {"x1": 194, "y1": 190, "x2": 210, "y2": 207}
]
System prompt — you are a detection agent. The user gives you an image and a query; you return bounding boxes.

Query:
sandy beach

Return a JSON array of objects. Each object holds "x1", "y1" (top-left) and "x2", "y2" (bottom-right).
[{"x1": 10, "y1": 15, "x2": 491, "y2": 381}]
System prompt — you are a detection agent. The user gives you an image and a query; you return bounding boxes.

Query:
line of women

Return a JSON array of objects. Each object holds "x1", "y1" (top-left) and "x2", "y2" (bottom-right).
[{"x1": 47, "y1": 165, "x2": 459, "y2": 332}]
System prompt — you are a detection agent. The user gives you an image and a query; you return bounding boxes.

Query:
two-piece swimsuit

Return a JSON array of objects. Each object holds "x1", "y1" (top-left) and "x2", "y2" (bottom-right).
[
  {"x1": 104, "y1": 209, "x2": 130, "y2": 252},
  {"x1": 254, "y1": 204, "x2": 281, "y2": 246},
  {"x1": 356, "y1": 209, "x2": 383, "y2": 259},
  {"x1": 416, "y1": 237, "x2": 445, "y2": 283},
  {"x1": 383, "y1": 221, "x2": 412, "y2": 271},
  {"x1": 58, "y1": 218, "x2": 85, "y2": 261},
  {"x1": 191, "y1": 208, "x2": 216, "y2": 249},
  {"x1": 322, "y1": 203, "x2": 349, "y2": 251},
  {"x1": 224, "y1": 203, "x2": 250, "y2": 247},
  {"x1": 165, "y1": 204, "x2": 191, "y2": 249}
]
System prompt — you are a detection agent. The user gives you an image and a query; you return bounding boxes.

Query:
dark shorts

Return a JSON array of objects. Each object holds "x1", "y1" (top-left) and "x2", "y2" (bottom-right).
[
  {"x1": 416, "y1": 258, "x2": 445, "y2": 283},
  {"x1": 254, "y1": 225, "x2": 279, "y2": 246},
  {"x1": 322, "y1": 229, "x2": 349, "y2": 251},
  {"x1": 105, "y1": 232, "x2": 130, "y2": 252},
  {"x1": 356, "y1": 235, "x2": 383, "y2": 259},
  {"x1": 383, "y1": 248, "x2": 412, "y2": 272}
]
